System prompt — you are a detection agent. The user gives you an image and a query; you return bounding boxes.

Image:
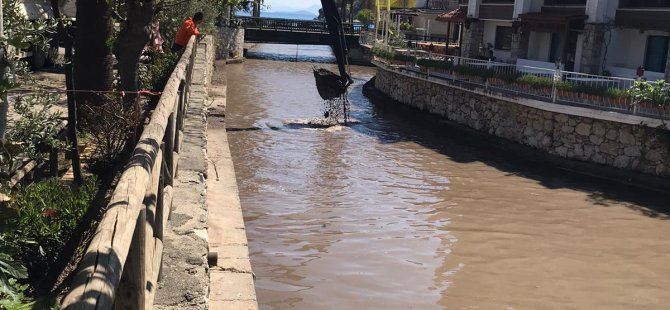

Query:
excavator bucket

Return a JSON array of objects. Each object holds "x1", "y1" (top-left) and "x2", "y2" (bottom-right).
[{"x1": 314, "y1": 0, "x2": 353, "y2": 101}]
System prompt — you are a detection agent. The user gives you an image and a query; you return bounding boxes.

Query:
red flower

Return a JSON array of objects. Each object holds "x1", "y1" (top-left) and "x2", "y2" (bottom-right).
[{"x1": 42, "y1": 208, "x2": 58, "y2": 218}]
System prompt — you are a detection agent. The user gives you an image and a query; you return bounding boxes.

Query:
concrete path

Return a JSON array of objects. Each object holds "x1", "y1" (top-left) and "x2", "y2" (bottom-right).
[{"x1": 206, "y1": 61, "x2": 259, "y2": 309}]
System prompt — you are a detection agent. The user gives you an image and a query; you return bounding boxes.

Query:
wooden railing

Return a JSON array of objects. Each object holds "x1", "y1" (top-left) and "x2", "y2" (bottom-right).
[
  {"x1": 60, "y1": 35, "x2": 198, "y2": 309},
  {"x1": 233, "y1": 16, "x2": 362, "y2": 35}
]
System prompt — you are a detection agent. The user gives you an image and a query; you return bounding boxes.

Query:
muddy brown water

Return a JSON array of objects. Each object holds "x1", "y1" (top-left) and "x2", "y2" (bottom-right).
[{"x1": 222, "y1": 44, "x2": 670, "y2": 309}]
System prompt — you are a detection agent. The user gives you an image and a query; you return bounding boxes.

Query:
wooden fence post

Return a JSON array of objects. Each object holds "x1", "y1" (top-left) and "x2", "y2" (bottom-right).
[{"x1": 114, "y1": 209, "x2": 147, "y2": 310}]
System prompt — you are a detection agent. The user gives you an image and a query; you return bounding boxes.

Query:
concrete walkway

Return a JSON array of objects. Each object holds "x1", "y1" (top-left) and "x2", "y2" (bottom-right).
[{"x1": 206, "y1": 61, "x2": 258, "y2": 309}]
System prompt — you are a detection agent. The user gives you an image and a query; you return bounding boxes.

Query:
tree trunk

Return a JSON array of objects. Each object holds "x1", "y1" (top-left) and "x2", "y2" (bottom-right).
[
  {"x1": 117, "y1": 0, "x2": 155, "y2": 105},
  {"x1": 0, "y1": 53, "x2": 8, "y2": 139},
  {"x1": 253, "y1": 0, "x2": 261, "y2": 17},
  {"x1": 51, "y1": 0, "x2": 83, "y2": 186},
  {"x1": 73, "y1": 0, "x2": 114, "y2": 123}
]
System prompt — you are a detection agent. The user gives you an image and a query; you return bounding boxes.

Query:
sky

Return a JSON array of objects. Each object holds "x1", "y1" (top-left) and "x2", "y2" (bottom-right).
[{"x1": 265, "y1": 0, "x2": 322, "y2": 12}]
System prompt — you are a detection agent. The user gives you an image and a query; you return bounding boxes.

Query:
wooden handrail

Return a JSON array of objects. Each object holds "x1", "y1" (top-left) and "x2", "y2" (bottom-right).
[{"x1": 61, "y1": 35, "x2": 199, "y2": 310}]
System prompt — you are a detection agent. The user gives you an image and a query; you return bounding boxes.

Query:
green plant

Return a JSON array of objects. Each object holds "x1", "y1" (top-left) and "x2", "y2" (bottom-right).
[
  {"x1": 8, "y1": 92, "x2": 66, "y2": 161},
  {"x1": 416, "y1": 58, "x2": 453, "y2": 70},
  {"x1": 451, "y1": 65, "x2": 494, "y2": 80},
  {"x1": 399, "y1": 22, "x2": 415, "y2": 31},
  {"x1": 371, "y1": 47, "x2": 394, "y2": 60},
  {"x1": 0, "y1": 252, "x2": 34, "y2": 309},
  {"x1": 8, "y1": 177, "x2": 98, "y2": 280},
  {"x1": 516, "y1": 75, "x2": 553, "y2": 89},
  {"x1": 139, "y1": 51, "x2": 180, "y2": 92},
  {"x1": 393, "y1": 53, "x2": 416, "y2": 63},
  {"x1": 357, "y1": 9, "x2": 373, "y2": 28},
  {"x1": 627, "y1": 80, "x2": 670, "y2": 106}
]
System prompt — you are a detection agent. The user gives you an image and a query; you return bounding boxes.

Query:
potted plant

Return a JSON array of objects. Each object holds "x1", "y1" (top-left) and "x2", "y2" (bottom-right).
[{"x1": 627, "y1": 79, "x2": 670, "y2": 114}]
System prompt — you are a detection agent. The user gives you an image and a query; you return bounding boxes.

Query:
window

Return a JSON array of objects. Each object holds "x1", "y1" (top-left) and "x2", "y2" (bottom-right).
[
  {"x1": 644, "y1": 36, "x2": 670, "y2": 73},
  {"x1": 494, "y1": 26, "x2": 513, "y2": 50}
]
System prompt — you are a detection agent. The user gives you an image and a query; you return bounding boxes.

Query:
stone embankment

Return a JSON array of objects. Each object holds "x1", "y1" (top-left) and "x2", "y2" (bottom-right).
[{"x1": 374, "y1": 64, "x2": 670, "y2": 186}]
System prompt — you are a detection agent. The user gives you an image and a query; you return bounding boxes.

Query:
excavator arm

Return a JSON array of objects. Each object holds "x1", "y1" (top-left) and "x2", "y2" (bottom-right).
[{"x1": 313, "y1": 0, "x2": 354, "y2": 101}]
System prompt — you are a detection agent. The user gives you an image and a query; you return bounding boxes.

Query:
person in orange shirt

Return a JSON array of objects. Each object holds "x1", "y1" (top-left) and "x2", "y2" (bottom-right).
[{"x1": 171, "y1": 12, "x2": 204, "y2": 52}]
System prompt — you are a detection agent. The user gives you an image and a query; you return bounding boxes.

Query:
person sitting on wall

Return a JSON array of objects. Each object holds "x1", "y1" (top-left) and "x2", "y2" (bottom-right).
[{"x1": 172, "y1": 12, "x2": 204, "y2": 53}]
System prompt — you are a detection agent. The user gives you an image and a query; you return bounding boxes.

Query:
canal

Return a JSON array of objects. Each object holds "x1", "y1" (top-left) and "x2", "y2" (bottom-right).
[{"x1": 223, "y1": 44, "x2": 670, "y2": 309}]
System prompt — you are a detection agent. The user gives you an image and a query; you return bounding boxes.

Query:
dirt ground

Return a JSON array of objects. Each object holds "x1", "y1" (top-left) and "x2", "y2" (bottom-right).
[{"x1": 7, "y1": 70, "x2": 68, "y2": 123}]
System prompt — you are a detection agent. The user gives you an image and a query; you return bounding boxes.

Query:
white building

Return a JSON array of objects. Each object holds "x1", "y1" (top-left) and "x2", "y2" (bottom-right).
[{"x1": 459, "y1": 0, "x2": 670, "y2": 80}]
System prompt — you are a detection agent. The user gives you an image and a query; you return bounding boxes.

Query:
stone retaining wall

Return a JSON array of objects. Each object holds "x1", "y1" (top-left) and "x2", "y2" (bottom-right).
[
  {"x1": 217, "y1": 27, "x2": 245, "y2": 60},
  {"x1": 375, "y1": 66, "x2": 670, "y2": 178}
]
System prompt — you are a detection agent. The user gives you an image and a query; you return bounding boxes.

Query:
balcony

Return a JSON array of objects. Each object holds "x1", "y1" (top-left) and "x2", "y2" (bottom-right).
[
  {"x1": 619, "y1": 0, "x2": 670, "y2": 8},
  {"x1": 544, "y1": 0, "x2": 587, "y2": 5},
  {"x1": 479, "y1": 0, "x2": 514, "y2": 20},
  {"x1": 424, "y1": 0, "x2": 452, "y2": 10},
  {"x1": 616, "y1": 0, "x2": 670, "y2": 30}
]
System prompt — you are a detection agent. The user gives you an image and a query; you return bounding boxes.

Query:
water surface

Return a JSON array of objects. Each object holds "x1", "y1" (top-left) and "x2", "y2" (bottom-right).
[{"x1": 224, "y1": 44, "x2": 670, "y2": 309}]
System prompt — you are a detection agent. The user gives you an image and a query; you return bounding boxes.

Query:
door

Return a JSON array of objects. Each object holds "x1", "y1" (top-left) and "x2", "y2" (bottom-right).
[
  {"x1": 644, "y1": 36, "x2": 670, "y2": 73},
  {"x1": 549, "y1": 33, "x2": 562, "y2": 63}
]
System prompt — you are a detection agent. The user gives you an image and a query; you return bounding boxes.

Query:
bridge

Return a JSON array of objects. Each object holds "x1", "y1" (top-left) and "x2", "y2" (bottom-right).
[{"x1": 233, "y1": 16, "x2": 362, "y2": 47}]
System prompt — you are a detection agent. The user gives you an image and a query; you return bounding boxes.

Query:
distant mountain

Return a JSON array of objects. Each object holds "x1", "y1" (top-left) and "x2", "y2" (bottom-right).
[
  {"x1": 262, "y1": 10, "x2": 318, "y2": 20},
  {"x1": 305, "y1": 4, "x2": 322, "y2": 14}
]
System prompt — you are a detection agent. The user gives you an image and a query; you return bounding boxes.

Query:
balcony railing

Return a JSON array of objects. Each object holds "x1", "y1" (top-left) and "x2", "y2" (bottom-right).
[
  {"x1": 619, "y1": 0, "x2": 670, "y2": 8},
  {"x1": 544, "y1": 0, "x2": 587, "y2": 5},
  {"x1": 371, "y1": 43, "x2": 669, "y2": 119},
  {"x1": 425, "y1": 0, "x2": 452, "y2": 10},
  {"x1": 232, "y1": 16, "x2": 362, "y2": 35}
]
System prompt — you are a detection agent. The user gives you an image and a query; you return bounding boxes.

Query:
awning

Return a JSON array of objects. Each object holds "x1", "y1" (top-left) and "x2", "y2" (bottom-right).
[
  {"x1": 518, "y1": 12, "x2": 587, "y2": 32},
  {"x1": 436, "y1": 8, "x2": 466, "y2": 23},
  {"x1": 392, "y1": 9, "x2": 421, "y2": 16}
]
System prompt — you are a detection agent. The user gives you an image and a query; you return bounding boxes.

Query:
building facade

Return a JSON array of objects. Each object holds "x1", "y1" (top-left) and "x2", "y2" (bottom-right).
[{"x1": 458, "y1": 0, "x2": 670, "y2": 80}]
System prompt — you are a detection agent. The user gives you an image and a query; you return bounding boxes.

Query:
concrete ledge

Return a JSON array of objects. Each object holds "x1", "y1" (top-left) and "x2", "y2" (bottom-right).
[{"x1": 206, "y1": 61, "x2": 259, "y2": 309}]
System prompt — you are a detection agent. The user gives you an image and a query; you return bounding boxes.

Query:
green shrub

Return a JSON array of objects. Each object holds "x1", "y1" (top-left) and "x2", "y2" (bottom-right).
[
  {"x1": 399, "y1": 22, "x2": 415, "y2": 31},
  {"x1": 0, "y1": 252, "x2": 33, "y2": 309},
  {"x1": 8, "y1": 92, "x2": 66, "y2": 161},
  {"x1": 392, "y1": 53, "x2": 416, "y2": 62},
  {"x1": 8, "y1": 177, "x2": 98, "y2": 279},
  {"x1": 139, "y1": 51, "x2": 180, "y2": 92},
  {"x1": 497, "y1": 71, "x2": 523, "y2": 83},
  {"x1": 627, "y1": 80, "x2": 670, "y2": 106},
  {"x1": 371, "y1": 47, "x2": 394, "y2": 60},
  {"x1": 357, "y1": 9, "x2": 374, "y2": 28},
  {"x1": 451, "y1": 65, "x2": 495, "y2": 80},
  {"x1": 416, "y1": 58, "x2": 453, "y2": 70},
  {"x1": 516, "y1": 75, "x2": 553, "y2": 89}
]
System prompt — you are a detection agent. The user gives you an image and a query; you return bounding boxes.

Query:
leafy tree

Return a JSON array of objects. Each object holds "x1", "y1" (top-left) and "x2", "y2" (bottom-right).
[
  {"x1": 0, "y1": 0, "x2": 54, "y2": 139},
  {"x1": 357, "y1": 8, "x2": 374, "y2": 28}
]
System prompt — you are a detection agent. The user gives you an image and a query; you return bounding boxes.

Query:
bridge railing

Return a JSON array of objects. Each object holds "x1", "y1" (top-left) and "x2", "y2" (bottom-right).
[
  {"x1": 233, "y1": 16, "x2": 362, "y2": 35},
  {"x1": 60, "y1": 35, "x2": 198, "y2": 309}
]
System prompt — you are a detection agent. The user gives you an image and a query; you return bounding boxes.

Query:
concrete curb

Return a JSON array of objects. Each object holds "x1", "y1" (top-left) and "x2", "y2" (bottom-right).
[{"x1": 206, "y1": 61, "x2": 259, "y2": 309}]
